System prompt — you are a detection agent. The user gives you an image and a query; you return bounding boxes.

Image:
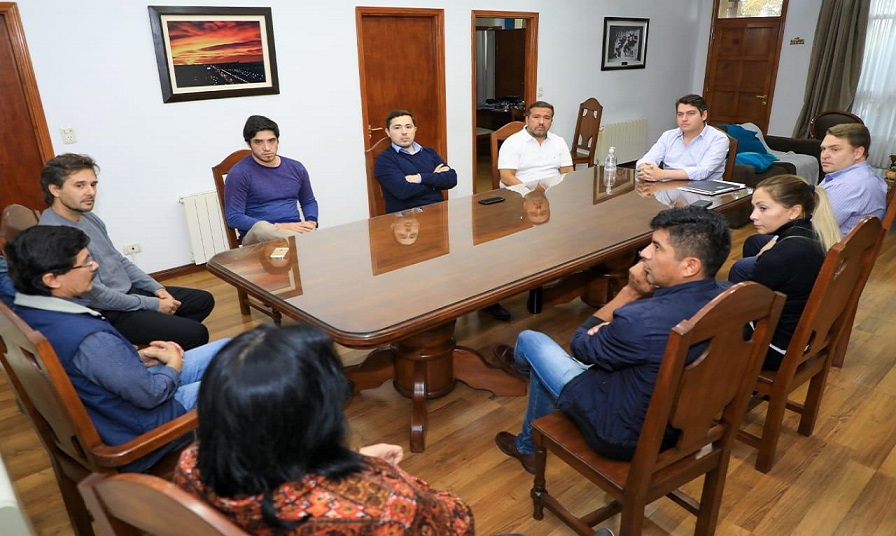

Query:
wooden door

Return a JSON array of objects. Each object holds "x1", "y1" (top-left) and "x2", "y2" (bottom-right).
[
  {"x1": 356, "y1": 8, "x2": 446, "y2": 216},
  {"x1": 702, "y1": 2, "x2": 788, "y2": 133},
  {"x1": 0, "y1": 3, "x2": 54, "y2": 210},
  {"x1": 494, "y1": 29, "x2": 525, "y2": 99}
]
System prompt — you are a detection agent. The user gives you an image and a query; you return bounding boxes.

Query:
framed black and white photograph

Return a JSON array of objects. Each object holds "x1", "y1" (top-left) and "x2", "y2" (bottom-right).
[
  {"x1": 601, "y1": 17, "x2": 649, "y2": 71},
  {"x1": 148, "y1": 6, "x2": 279, "y2": 103}
]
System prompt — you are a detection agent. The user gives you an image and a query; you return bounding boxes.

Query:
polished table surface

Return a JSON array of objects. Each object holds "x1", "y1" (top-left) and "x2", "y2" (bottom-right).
[{"x1": 207, "y1": 167, "x2": 752, "y2": 450}]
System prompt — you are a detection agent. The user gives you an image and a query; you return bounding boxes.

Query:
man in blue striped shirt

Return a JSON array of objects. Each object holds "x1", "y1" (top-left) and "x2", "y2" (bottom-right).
[{"x1": 818, "y1": 124, "x2": 887, "y2": 235}]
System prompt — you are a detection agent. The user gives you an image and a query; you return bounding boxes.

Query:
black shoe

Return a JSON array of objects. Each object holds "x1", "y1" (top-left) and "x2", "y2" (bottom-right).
[
  {"x1": 491, "y1": 344, "x2": 528, "y2": 378},
  {"x1": 495, "y1": 431, "x2": 536, "y2": 474},
  {"x1": 482, "y1": 303, "x2": 511, "y2": 321}
]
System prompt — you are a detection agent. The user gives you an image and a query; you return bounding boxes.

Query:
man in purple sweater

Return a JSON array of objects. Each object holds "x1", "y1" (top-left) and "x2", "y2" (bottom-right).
[{"x1": 224, "y1": 115, "x2": 319, "y2": 245}]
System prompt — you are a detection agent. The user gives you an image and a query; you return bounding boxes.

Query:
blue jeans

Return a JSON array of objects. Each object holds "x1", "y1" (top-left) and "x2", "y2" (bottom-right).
[
  {"x1": 513, "y1": 330, "x2": 591, "y2": 454},
  {"x1": 172, "y1": 338, "x2": 230, "y2": 410}
]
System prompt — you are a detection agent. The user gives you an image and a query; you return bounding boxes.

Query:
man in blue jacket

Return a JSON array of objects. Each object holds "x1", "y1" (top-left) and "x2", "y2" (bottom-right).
[
  {"x1": 494, "y1": 207, "x2": 731, "y2": 473},
  {"x1": 374, "y1": 109, "x2": 457, "y2": 214},
  {"x1": 5, "y1": 225, "x2": 228, "y2": 472}
]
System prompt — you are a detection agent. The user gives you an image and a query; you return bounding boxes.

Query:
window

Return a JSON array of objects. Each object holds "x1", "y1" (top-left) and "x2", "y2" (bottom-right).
[
  {"x1": 717, "y1": 0, "x2": 785, "y2": 18},
  {"x1": 852, "y1": 0, "x2": 896, "y2": 168}
]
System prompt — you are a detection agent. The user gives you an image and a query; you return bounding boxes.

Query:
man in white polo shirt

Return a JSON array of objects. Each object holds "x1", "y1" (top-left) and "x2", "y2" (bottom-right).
[{"x1": 498, "y1": 101, "x2": 574, "y2": 187}]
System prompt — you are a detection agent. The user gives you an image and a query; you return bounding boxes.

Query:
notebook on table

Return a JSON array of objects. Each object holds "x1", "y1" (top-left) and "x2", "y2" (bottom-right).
[{"x1": 679, "y1": 180, "x2": 747, "y2": 196}]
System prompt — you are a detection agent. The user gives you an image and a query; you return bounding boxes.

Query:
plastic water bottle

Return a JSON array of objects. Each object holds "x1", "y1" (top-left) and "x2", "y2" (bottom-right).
[{"x1": 604, "y1": 146, "x2": 617, "y2": 173}]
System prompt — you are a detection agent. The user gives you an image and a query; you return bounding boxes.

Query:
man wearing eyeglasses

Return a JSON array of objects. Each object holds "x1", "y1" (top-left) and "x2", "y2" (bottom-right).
[
  {"x1": 4, "y1": 225, "x2": 228, "y2": 472},
  {"x1": 37, "y1": 153, "x2": 214, "y2": 350}
]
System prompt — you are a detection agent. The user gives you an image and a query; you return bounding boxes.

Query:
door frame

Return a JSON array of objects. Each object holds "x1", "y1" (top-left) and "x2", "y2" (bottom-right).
[
  {"x1": 356, "y1": 6, "x2": 447, "y2": 156},
  {"x1": 702, "y1": 0, "x2": 789, "y2": 133},
  {"x1": 470, "y1": 10, "x2": 538, "y2": 193}
]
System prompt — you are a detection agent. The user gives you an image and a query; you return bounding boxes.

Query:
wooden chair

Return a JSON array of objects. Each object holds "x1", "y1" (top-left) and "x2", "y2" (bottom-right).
[
  {"x1": 737, "y1": 216, "x2": 883, "y2": 472},
  {"x1": 0, "y1": 302, "x2": 198, "y2": 536},
  {"x1": 570, "y1": 97, "x2": 603, "y2": 168},
  {"x1": 720, "y1": 130, "x2": 738, "y2": 182},
  {"x1": 0, "y1": 204, "x2": 41, "y2": 253},
  {"x1": 490, "y1": 121, "x2": 525, "y2": 190},
  {"x1": 531, "y1": 282, "x2": 785, "y2": 536},
  {"x1": 211, "y1": 150, "x2": 281, "y2": 325},
  {"x1": 78, "y1": 472, "x2": 248, "y2": 536},
  {"x1": 365, "y1": 136, "x2": 392, "y2": 217},
  {"x1": 832, "y1": 186, "x2": 896, "y2": 368},
  {"x1": 808, "y1": 110, "x2": 864, "y2": 140}
]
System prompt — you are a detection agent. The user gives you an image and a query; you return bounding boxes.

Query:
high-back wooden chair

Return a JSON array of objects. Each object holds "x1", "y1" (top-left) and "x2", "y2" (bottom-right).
[
  {"x1": 738, "y1": 216, "x2": 883, "y2": 472},
  {"x1": 211, "y1": 150, "x2": 281, "y2": 325},
  {"x1": 0, "y1": 302, "x2": 198, "y2": 536},
  {"x1": 78, "y1": 472, "x2": 249, "y2": 536},
  {"x1": 365, "y1": 136, "x2": 392, "y2": 217},
  {"x1": 831, "y1": 187, "x2": 896, "y2": 368},
  {"x1": 0, "y1": 204, "x2": 41, "y2": 253},
  {"x1": 570, "y1": 97, "x2": 603, "y2": 168},
  {"x1": 808, "y1": 110, "x2": 864, "y2": 139},
  {"x1": 720, "y1": 130, "x2": 738, "y2": 182},
  {"x1": 490, "y1": 121, "x2": 525, "y2": 190},
  {"x1": 531, "y1": 282, "x2": 785, "y2": 536}
]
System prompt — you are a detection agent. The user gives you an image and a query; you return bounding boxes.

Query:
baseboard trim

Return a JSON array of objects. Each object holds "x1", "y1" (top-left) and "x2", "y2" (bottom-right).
[{"x1": 151, "y1": 263, "x2": 206, "y2": 281}]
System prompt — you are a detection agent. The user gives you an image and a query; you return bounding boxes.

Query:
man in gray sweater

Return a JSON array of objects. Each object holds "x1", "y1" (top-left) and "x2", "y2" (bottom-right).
[{"x1": 38, "y1": 154, "x2": 214, "y2": 349}]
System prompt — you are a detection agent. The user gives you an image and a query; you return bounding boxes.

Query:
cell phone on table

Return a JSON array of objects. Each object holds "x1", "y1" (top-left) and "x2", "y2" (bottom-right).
[
  {"x1": 478, "y1": 196, "x2": 506, "y2": 205},
  {"x1": 690, "y1": 200, "x2": 713, "y2": 210},
  {"x1": 269, "y1": 247, "x2": 289, "y2": 260}
]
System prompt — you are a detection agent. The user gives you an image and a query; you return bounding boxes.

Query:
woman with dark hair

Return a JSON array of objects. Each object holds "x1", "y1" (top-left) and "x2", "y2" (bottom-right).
[
  {"x1": 174, "y1": 324, "x2": 473, "y2": 534},
  {"x1": 730, "y1": 174, "x2": 841, "y2": 370}
]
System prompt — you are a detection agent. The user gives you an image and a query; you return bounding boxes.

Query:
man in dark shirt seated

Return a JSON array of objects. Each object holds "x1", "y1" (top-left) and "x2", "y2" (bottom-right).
[
  {"x1": 374, "y1": 109, "x2": 457, "y2": 214},
  {"x1": 5, "y1": 225, "x2": 229, "y2": 472},
  {"x1": 493, "y1": 207, "x2": 732, "y2": 472}
]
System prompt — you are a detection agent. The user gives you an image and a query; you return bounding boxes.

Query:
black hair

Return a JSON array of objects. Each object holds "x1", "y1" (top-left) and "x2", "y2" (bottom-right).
[
  {"x1": 39, "y1": 153, "x2": 98, "y2": 206},
  {"x1": 385, "y1": 109, "x2": 416, "y2": 129},
  {"x1": 5, "y1": 226, "x2": 90, "y2": 296},
  {"x1": 526, "y1": 101, "x2": 555, "y2": 116},
  {"x1": 650, "y1": 206, "x2": 731, "y2": 277},
  {"x1": 196, "y1": 324, "x2": 362, "y2": 529},
  {"x1": 242, "y1": 115, "x2": 280, "y2": 142},
  {"x1": 676, "y1": 94, "x2": 708, "y2": 114}
]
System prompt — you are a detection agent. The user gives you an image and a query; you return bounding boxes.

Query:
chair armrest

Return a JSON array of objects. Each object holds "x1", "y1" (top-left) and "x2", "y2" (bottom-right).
[
  {"x1": 764, "y1": 135, "x2": 821, "y2": 159},
  {"x1": 91, "y1": 410, "x2": 197, "y2": 468}
]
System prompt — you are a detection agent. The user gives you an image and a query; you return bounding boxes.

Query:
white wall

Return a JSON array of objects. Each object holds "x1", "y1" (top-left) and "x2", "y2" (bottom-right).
[{"x1": 16, "y1": 0, "x2": 815, "y2": 272}]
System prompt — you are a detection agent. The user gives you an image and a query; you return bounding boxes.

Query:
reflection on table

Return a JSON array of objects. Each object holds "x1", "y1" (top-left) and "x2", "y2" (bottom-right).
[{"x1": 368, "y1": 205, "x2": 449, "y2": 276}]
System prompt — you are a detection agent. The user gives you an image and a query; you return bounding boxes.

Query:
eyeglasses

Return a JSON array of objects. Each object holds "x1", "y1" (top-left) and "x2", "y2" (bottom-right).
[{"x1": 71, "y1": 255, "x2": 97, "y2": 270}]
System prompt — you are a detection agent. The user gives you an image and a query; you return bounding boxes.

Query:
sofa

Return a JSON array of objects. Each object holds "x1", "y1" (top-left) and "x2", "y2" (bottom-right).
[{"x1": 717, "y1": 123, "x2": 823, "y2": 188}]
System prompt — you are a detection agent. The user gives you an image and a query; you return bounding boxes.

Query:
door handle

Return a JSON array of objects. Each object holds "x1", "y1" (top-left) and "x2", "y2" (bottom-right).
[
  {"x1": 368, "y1": 124, "x2": 384, "y2": 138},
  {"x1": 756, "y1": 94, "x2": 768, "y2": 105}
]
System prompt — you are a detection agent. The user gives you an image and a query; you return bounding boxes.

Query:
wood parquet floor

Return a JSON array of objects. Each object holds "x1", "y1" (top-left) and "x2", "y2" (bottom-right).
[{"x1": 2, "y1": 224, "x2": 896, "y2": 535}]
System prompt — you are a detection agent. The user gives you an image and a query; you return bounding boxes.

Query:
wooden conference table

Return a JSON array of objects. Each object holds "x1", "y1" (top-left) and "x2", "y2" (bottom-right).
[{"x1": 207, "y1": 167, "x2": 752, "y2": 451}]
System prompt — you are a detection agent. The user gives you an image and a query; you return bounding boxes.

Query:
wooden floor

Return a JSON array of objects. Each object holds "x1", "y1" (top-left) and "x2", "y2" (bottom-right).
[{"x1": 3, "y1": 224, "x2": 896, "y2": 535}]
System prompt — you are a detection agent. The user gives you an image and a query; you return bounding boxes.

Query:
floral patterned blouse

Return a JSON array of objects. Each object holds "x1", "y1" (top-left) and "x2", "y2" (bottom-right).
[{"x1": 174, "y1": 445, "x2": 474, "y2": 535}]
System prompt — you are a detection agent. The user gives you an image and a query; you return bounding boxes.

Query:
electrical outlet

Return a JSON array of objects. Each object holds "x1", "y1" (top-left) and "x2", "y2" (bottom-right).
[
  {"x1": 60, "y1": 126, "x2": 77, "y2": 144},
  {"x1": 123, "y1": 243, "x2": 142, "y2": 255}
]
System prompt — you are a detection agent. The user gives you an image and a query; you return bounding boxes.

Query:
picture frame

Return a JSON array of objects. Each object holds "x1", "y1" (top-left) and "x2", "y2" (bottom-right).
[
  {"x1": 148, "y1": 6, "x2": 279, "y2": 103},
  {"x1": 601, "y1": 17, "x2": 649, "y2": 71}
]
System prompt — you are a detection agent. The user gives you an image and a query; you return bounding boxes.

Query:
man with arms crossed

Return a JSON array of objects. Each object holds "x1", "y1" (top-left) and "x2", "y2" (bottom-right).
[
  {"x1": 38, "y1": 154, "x2": 214, "y2": 350},
  {"x1": 5, "y1": 226, "x2": 228, "y2": 472},
  {"x1": 637, "y1": 94, "x2": 730, "y2": 182},
  {"x1": 498, "y1": 101, "x2": 574, "y2": 187},
  {"x1": 818, "y1": 124, "x2": 887, "y2": 235},
  {"x1": 225, "y1": 115, "x2": 319, "y2": 245},
  {"x1": 374, "y1": 109, "x2": 457, "y2": 214},
  {"x1": 493, "y1": 207, "x2": 731, "y2": 472}
]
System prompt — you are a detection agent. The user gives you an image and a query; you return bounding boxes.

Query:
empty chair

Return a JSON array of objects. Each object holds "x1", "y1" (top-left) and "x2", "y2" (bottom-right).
[
  {"x1": 570, "y1": 97, "x2": 603, "y2": 168},
  {"x1": 212, "y1": 150, "x2": 281, "y2": 325},
  {"x1": 0, "y1": 302, "x2": 198, "y2": 536},
  {"x1": 490, "y1": 121, "x2": 525, "y2": 190},
  {"x1": 808, "y1": 110, "x2": 863, "y2": 140},
  {"x1": 737, "y1": 216, "x2": 883, "y2": 472},
  {"x1": 531, "y1": 282, "x2": 785, "y2": 536},
  {"x1": 78, "y1": 472, "x2": 248, "y2": 536}
]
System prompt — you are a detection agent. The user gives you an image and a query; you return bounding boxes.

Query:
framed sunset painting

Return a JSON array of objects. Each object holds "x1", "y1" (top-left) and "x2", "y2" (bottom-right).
[{"x1": 148, "y1": 6, "x2": 279, "y2": 102}]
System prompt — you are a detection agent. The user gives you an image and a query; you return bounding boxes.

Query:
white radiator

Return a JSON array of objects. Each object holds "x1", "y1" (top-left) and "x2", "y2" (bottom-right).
[
  {"x1": 596, "y1": 118, "x2": 648, "y2": 165},
  {"x1": 179, "y1": 191, "x2": 230, "y2": 264}
]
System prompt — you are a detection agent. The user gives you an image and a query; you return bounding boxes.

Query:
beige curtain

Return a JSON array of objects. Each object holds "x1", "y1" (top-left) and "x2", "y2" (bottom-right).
[{"x1": 792, "y1": 0, "x2": 870, "y2": 137}]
